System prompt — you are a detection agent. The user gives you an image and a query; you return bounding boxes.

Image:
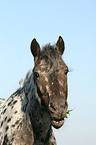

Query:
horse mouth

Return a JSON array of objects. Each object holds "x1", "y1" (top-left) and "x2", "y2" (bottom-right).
[
  {"x1": 49, "y1": 102, "x2": 68, "y2": 129},
  {"x1": 52, "y1": 118, "x2": 64, "y2": 129}
]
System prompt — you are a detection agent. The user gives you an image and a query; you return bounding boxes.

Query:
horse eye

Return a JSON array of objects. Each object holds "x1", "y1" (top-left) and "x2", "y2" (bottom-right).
[
  {"x1": 64, "y1": 69, "x2": 68, "y2": 75},
  {"x1": 34, "y1": 72, "x2": 39, "y2": 78}
]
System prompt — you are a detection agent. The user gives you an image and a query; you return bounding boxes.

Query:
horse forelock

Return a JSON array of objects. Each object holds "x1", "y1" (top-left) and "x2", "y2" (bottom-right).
[{"x1": 37, "y1": 44, "x2": 65, "y2": 75}]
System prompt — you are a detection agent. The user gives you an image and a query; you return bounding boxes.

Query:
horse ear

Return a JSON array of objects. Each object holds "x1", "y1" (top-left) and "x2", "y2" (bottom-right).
[
  {"x1": 31, "y1": 38, "x2": 40, "y2": 61},
  {"x1": 56, "y1": 36, "x2": 65, "y2": 55}
]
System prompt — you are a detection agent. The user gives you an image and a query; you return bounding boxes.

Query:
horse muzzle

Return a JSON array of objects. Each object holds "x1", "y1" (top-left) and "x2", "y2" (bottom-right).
[{"x1": 49, "y1": 102, "x2": 68, "y2": 129}]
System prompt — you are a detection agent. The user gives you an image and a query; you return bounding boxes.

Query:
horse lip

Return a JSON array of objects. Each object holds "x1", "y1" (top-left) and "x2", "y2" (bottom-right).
[
  {"x1": 52, "y1": 118, "x2": 64, "y2": 129},
  {"x1": 49, "y1": 103, "x2": 67, "y2": 128},
  {"x1": 52, "y1": 116, "x2": 64, "y2": 121},
  {"x1": 50, "y1": 112, "x2": 65, "y2": 129}
]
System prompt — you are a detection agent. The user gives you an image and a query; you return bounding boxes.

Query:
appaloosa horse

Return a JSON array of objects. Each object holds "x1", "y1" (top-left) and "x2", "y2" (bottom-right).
[{"x1": 0, "y1": 36, "x2": 69, "y2": 145}]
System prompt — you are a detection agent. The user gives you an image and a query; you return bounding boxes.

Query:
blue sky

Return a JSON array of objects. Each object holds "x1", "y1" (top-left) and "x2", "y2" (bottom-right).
[{"x1": 0, "y1": 0, "x2": 96, "y2": 144}]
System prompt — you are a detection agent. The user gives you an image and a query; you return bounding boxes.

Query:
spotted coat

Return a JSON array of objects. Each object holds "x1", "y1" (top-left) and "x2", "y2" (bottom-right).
[
  {"x1": 0, "y1": 36, "x2": 69, "y2": 145},
  {"x1": 0, "y1": 71, "x2": 57, "y2": 145}
]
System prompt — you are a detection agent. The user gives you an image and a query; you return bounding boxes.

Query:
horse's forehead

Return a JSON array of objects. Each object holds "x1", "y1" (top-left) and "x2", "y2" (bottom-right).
[{"x1": 35, "y1": 56, "x2": 66, "y2": 70}]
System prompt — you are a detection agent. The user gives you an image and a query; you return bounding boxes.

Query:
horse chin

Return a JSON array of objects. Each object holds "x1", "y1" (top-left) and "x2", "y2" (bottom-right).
[{"x1": 52, "y1": 118, "x2": 64, "y2": 129}]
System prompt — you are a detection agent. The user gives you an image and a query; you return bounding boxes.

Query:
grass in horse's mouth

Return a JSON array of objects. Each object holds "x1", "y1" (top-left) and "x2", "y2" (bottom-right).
[{"x1": 65, "y1": 109, "x2": 73, "y2": 118}]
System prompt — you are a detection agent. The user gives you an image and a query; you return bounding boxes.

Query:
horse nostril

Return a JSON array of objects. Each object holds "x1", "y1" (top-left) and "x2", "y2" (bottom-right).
[{"x1": 50, "y1": 103, "x2": 56, "y2": 111}]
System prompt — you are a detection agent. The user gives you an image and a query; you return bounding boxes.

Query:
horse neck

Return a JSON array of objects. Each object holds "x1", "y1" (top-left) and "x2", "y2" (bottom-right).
[
  {"x1": 21, "y1": 73, "x2": 41, "y2": 113},
  {"x1": 21, "y1": 73, "x2": 52, "y2": 144}
]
